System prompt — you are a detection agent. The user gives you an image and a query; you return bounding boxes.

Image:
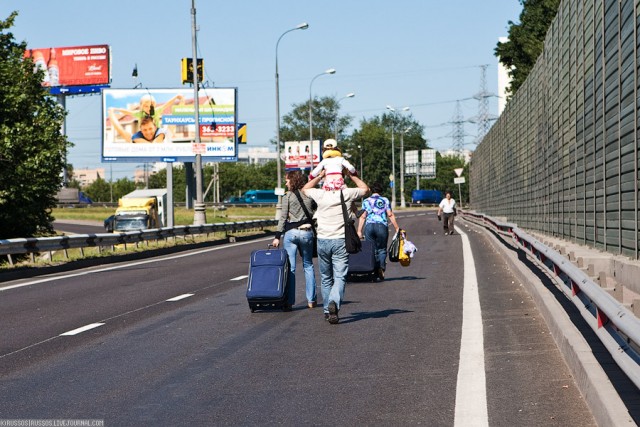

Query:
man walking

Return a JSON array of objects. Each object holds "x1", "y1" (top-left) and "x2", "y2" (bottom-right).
[{"x1": 303, "y1": 170, "x2": 369, "y2": 324}]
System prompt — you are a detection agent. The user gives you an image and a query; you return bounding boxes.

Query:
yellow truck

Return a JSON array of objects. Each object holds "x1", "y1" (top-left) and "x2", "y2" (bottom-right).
[{"x1": 104, "y1": 189, "x2": 167, "y2": 232}]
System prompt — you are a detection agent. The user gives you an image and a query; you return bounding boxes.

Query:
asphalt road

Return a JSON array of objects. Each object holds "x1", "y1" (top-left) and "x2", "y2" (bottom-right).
[{"x1": 1, "y1": 213, "x2": 597, "y2": 426}]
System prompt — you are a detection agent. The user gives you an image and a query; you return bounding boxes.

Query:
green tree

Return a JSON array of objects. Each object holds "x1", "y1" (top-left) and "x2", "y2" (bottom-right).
[
  {"x1": 278, "y1": 95, "x2": 354, "y2": 143},
  {"x1": 148, "y1": 165, "x2": 187, "y2": 202},
  {"x1": 83, "y1": 177, "x2": 111, "y2": 202},
  {"x1": 344, "y1": 113, "x2": 427, "y2": 202},
  {"x1": 148, "y1": 162, "x2": 278, "y2": 203},
  {"x1": 495, "y1": 0, "x2": 561, "y2": 98},
  {"x1": 217, "y1": 161, "x2": 277, "y2": 201},
  {"x1": 84, "y1": 177, "x2": 136, "y2": 202},
  {"x1": 0, "y1": 12, "x2": 69, "y2": 239},
  {"x1": 112, "y1": 178, "x2": 136, "y2": 200}
]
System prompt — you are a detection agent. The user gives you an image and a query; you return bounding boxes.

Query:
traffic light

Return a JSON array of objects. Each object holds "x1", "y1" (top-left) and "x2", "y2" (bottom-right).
[{"x1": 181, "y1": 58, "x2": 204, "y2": 84}]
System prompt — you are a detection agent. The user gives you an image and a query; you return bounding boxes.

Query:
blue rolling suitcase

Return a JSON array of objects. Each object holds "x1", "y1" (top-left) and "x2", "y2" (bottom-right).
[
  {"x1": 347, "y1": 240, "x2": 377, "y2": 282},
  {"x1": 246, "y1": 246, "x2": 290, "y2": 312}
]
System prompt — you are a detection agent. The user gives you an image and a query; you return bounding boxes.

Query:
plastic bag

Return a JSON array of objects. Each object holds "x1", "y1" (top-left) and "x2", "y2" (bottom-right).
[
  {"x1": 398, "y1": 230, "x2": 411, "y2": 267},
  {"x1": 388, "y1": 230, "x2": 402, "y2": 262}
]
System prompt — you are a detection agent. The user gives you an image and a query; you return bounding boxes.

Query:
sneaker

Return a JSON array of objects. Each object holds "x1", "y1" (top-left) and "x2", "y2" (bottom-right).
[
  {"x1": 444, "y1": 231, "x2": 448, "y2": 235},
  {"x1": 308, "y1": 301, "x2": 317, "y2": 309},
  {"x1": 377, "y1": 268, "x2": 385, "y2": 281},
  {"x1": 449, "y1": 230, "x2": 455, "y2": 235},
  {"x1": 324, "y1": 312, "x2": 330, "y2": 321},
  {"x1": 327, "y1": 301, "x2": 339, "y2": 324}
]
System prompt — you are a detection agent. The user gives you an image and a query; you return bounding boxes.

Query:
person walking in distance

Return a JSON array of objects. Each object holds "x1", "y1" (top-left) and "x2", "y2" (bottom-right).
[
  {"x1": 437, "y1": 190, "x2": 456, "y2": 235},
  {"x1": 357, "y1": 182, "x2": 400, "y2": 280},
  {"x1": 303, "y1": 170, "x2": 369, "y2": 324},
  {"x1": 272, "y1": 171, "x2": 318, "y2": 310}
]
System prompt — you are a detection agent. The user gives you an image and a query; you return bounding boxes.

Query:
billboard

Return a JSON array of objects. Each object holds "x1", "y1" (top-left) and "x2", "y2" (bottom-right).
[
  {"x1": 25, "y1": 44, "x2": 111, "y2": 88},
  {"x1": 420, "y1": 149, "x2": 436, "y2": 178},
  {"x1": 405, "y1": 149, "x2": 436, "y2": 179},
  {"x1": 102, "y1": 88, "x2": 238, "y2": 163},
  {"x1": 284, "y1": 140, "x2": 321, "y2": 171}
]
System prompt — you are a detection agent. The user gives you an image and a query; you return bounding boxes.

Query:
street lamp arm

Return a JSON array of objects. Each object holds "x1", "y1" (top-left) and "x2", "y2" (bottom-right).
[{"x1": 276, "y1": 23, "x2": 309, "y2": 75}]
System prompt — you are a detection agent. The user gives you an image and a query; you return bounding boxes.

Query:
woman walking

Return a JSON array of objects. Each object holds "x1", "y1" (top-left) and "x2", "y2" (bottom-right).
[
  {"x1": 272, "y1": 171, "x2": 318, "y2": 309},
  {"x1": 357, "y1": 182, "x2": 400, "y2": 280}
]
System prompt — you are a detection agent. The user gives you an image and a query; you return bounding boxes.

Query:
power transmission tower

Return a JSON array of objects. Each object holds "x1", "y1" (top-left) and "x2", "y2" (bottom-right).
[
  {"x1": 451, "y1": 100, "x2": 466, "y2": 153},
  {"x1": 473, "y1": 64, "x2": 497, "y2": 144}
]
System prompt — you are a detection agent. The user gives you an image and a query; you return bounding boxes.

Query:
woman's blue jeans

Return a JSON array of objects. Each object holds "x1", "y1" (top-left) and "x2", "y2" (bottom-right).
[
  {"x1": 283, "y1": 228, "x2": 317, "y2": 305},
  {"x1": 316, "y1": 238, "x2": 349, "y2": 312},
  {"x1": 364, "y1": 222, "x2": 390, "y2": 270}
]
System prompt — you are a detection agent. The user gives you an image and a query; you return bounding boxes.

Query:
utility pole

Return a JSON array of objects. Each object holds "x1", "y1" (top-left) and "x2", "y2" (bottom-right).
[{"x1": 191, "y1": 0, "x2": 206, "y2": 225}]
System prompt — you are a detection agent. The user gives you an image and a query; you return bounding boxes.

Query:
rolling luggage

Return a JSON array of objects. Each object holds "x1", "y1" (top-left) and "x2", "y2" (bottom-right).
[
  {"x1": 347, "y1": 240, "x2": 377, "y2": 282},
  {"x1": 246, "y1": 246, "x2": 290, "y2": 312}
]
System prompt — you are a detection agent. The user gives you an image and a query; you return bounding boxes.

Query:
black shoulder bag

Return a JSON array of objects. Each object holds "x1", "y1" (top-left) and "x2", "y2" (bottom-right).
[
  {"x1": 293, "y1": 190, "x2": 318, "y2": 258},
  {"x1": 340, "y1": 191, "x2": 361, "y2": 254}
]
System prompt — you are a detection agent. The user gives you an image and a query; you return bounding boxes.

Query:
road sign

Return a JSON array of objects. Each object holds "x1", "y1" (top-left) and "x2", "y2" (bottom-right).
[
  {"x1": 454, "y1": 177, "x2": 466, "y2": 184},
  {"x1": 454, "y1": 168, "x2": 464, "y2": 177}
]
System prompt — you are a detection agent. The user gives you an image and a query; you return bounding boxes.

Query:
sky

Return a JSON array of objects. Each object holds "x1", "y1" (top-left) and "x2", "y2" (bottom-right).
[{"x1": 2, "y1": 1, "x2": 522, "y2": 180}]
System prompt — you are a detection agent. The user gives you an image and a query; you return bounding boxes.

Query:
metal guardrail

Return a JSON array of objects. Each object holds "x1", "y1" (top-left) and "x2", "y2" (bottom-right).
[
  {"x1": 461, "y1": 210, "x2": 640, "y2": 390},
  {"x1": 0, "y1": 219, "x2": 277, "y2": 265}
]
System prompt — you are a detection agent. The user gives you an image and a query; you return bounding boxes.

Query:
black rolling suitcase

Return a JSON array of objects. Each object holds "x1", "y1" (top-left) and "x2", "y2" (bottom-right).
[
  {"x1": 246, "y1": 246, "x2": 290, "y2": 312},
  {"x1": 347, "y1": 240, "x2": 377, "y2": 282}
]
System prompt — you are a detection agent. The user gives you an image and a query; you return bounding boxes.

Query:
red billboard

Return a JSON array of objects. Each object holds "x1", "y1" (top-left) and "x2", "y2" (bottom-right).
[{"x1": 25, "y1": 44, "x2": 111, "y2": 87}]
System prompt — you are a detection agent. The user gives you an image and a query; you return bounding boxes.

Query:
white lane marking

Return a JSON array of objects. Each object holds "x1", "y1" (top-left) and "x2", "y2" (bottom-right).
[
  {"x1": 230, "y1": 275, "x2": 248, "y2": 281},
  {"x1": 454, "y1": 226, "x2": 489, "y2": 426},
  {"x1": 60, "y1": 323, "x2": 105, "y2": 336},
  {"x1": 0, "y1": 237, "x2": 272, "y2": 292},
  {"x1": 166, "y1": 293, "x2": 194, "y2": 302}
]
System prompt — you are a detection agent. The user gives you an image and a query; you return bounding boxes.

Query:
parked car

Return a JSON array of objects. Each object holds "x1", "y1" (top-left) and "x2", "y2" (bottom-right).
[{"x1": 225, "y1": 190, "x2": 277, "y2": 204}]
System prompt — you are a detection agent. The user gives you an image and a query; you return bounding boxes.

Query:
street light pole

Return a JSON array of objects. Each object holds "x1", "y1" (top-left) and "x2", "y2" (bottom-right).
[
  {"x1": 400, "y1": 126, "x2": 412, "y2": 208},
  {"x1": 191, "y1": 0, "x2": 206, "y2": 225},
  {"x1": 334, "y1": 92, "x2": 355, "y2": 142},
  {"x1": 357, "y1": 144, "x2": 363, "y2": 181},
  {"x1": 309, "y1": 68, "x2": 335, "y2": 169},
  {"x1": 386, "y1": 105, "x2": 409, "y2": 209},
  {"x1": 275, "y1": 22, "x2": 308, "y2": 219}
]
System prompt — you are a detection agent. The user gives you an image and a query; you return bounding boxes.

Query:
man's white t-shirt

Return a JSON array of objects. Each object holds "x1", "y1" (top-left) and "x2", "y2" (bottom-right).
[
  {"x1": 304, "y1": 188, "x2": 366, "y2": 239},
  {"x1": 439, "y1": 198, "x2": 456, "y2": 214}
]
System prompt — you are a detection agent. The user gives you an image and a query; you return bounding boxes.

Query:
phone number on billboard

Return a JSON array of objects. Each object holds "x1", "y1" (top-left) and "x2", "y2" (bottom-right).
[{"x1": 200, "y1": 124, "x2": 235, "y2": 137}]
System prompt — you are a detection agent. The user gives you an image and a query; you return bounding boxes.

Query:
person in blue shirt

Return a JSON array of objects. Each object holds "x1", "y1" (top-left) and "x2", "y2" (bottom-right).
[{"x1": 357, "y1": 182, "x2": 400, "y2": 280}]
